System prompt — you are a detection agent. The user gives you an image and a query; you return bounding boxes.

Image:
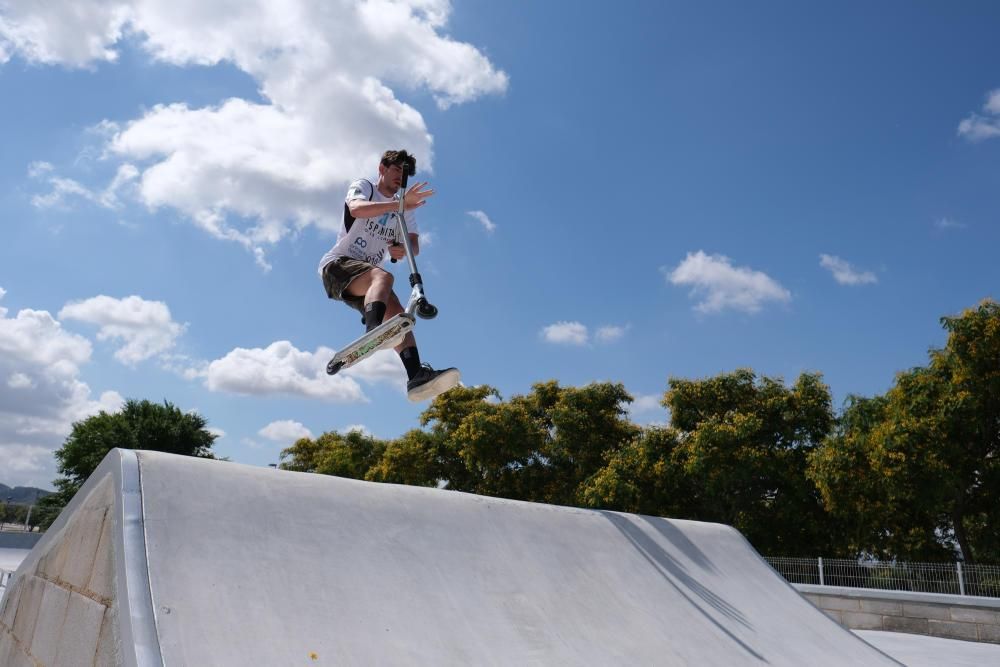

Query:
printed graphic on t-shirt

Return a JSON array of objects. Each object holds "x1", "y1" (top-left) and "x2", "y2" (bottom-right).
[
  {"x1": 348, "y1": 213, "x2": 400, "y2": 264},
  {"x1": 317, "y1": 178, "x2": 418, "y2": 274}
]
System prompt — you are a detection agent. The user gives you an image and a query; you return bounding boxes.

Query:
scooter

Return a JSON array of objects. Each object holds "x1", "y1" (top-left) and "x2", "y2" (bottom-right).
[{"x1": 326, "y1": 161, "x2": 439, "y2": 376}]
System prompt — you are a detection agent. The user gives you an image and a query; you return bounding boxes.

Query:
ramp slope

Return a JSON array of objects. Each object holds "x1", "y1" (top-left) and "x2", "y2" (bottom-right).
[{"x1": 2, "y1": 450, "x2": 899, "y2": 665}]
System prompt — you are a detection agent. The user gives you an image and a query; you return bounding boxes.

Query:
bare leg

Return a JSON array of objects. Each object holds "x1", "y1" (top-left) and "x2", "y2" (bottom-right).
[
  {"x1": 345, "y1": 269, "x2": 416, "y2": 350},
  {"x1": 385, "y1": 291, "x2": 417, "y2": 352},
  {"x1": 344, "y1": 267, "x2": 394, "y2": 306}
]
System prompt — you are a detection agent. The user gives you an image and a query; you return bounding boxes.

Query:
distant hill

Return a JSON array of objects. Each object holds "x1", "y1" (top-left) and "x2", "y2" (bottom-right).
[{"x1": 0, "y1": 483, "x2": 52, "y2": 504}]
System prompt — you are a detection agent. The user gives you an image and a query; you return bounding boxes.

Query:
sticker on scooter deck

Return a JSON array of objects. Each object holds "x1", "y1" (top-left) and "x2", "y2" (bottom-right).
[
  {"x1": 343, "y1": 320, "x2": 409, "y2": 365},
  {"x1": 328, "y1": 317, "x2": 413, "y2": 375}
]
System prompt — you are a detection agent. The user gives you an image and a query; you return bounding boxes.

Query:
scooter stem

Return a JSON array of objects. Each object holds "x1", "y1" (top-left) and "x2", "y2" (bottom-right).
[{"x1": 394, "y1": 170, "x2": 437, "y2": 320}]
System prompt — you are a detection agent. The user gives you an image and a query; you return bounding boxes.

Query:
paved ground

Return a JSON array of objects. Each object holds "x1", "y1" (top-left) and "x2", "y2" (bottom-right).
[{"x1": 857, "y1": 630, "x2": 1000, "y2": 666}]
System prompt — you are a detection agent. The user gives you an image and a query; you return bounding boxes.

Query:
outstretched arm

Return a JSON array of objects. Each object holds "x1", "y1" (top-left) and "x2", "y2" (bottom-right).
[{"x1": 348, "y1": 182, "x2": 434, "y2": 219}]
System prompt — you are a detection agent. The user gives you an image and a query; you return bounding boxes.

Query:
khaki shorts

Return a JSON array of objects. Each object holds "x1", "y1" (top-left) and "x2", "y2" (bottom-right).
[{"x1": 321, "y1": 256, "x2": 373, "y2": 317}]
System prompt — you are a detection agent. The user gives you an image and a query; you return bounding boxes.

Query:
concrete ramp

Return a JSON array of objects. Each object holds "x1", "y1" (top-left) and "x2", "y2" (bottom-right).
[{"x1": 0, "y1": 449, "x2": 899, "y2": 666}]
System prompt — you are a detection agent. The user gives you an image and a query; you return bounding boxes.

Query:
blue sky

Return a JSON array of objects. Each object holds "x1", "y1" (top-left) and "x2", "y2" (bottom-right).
[{"x1": 1, "y1": 1, "x2": 998, "y2": 489}]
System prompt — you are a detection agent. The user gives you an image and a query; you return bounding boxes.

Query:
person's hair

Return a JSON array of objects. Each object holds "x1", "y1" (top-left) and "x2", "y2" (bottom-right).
[{"x1": 380, "y1": 149, "x2": 416, "y2": 174}]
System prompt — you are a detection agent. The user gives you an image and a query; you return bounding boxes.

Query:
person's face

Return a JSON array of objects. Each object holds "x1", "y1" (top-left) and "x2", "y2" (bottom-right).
[{"x1": 381, "y1": 162, "x2": 404, "y2": 190}]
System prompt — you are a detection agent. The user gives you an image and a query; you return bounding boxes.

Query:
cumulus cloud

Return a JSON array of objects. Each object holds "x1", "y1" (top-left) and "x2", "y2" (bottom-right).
[
  {"x1": 987, "y1": 90, "x2": 1000, "y2": 115},
  {"x1": 203, "y1": 340, "x2": 409, "y2": 402},
  {"x1": 626, "y1": 392, "x2": 669, "y2": 425},
  {"x1": 541, "y1": 321, "x2": 589, "y2": 346},
  {"x1": 958, "y1": 88, "x2": 1000, "y2": 142},
  {"x1": 30, "y1": 163, "x2": 138, "y2": 210},
  {"x1": 0, "y1": 289, "x2": 124, "y2": 488},
  {"x1": 935, "y1": 217, "x2": 966, "y2": 231},
  {"x1": 59, "y1": 295, "x2": 185, "y2": 365},
  {"x1": 205, "y1": 341, "x2": 366, "y2": 403},
  {"x1": 666, "y1": 251, "x2": 791, "y2": 314},
  {"x1": 343, "y1": 423, "x2": 372, "y2": 436},
  {"x1": 467, "y1": 210, "x2": 496, "y2": 233},
  {"x1": 2, "y1": 0, "x2": 508, "y2": 267},
  {"x1": 595, "y1": 325, "x2": 627, "y2": 343},
  {"x1": 819, "y1": 254, "x2": 877, "y2": 286},
  {"x1": 342, "y1": 349, "x2": 407, "y2": 391},
  {"x1": 630, "y1": 394, "x2": 663, "y2": 413},
  {"x1": 540, "y1": 321, "x2": 627, "y2": 346},
  {"x1": 259, "y1": 419, "x2": 313, "y2": 443}
]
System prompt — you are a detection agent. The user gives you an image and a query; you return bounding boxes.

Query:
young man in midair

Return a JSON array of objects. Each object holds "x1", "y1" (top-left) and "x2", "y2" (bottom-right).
[{"x1": 318, "y1": 150, "x2": 459, "y2": 401}]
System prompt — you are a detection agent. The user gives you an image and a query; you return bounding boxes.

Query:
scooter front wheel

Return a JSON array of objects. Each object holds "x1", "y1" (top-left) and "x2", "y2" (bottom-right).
[{"x1": 416, "y1": 299, "x2": 438, "y2": 320}]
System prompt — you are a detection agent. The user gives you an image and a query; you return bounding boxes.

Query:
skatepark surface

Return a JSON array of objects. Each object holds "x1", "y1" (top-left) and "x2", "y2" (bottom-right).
[{"x1": 0, "y1": 448, "x2": 982, "y2": 665}]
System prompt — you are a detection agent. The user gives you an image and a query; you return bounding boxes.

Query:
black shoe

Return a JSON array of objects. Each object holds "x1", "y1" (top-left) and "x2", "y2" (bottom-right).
[{"x1": 406, "y1": 364, "x2": 461, "y2": 402}]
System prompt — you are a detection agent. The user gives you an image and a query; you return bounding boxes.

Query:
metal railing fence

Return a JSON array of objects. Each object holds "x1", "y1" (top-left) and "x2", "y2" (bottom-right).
[{"x1": 765, "y1": 556, "x2": 1000, "y2": 598}]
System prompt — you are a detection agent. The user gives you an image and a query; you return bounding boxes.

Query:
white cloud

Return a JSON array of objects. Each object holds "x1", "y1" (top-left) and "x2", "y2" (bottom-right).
[
  {"x1": 59, "y1": 295, "x2": 185, "y2": 365},
  {"x1": 819, "y1": 254, "x2": 877, "y2": 286},
  {"x1": 626, "y1": 392, "x2": 669, "y2": 425},
  {"x1": 342, "y1": 349, "x2": 407, "y2": 391},
  {"x1": 3, "y1": 0, "x2": 508, "y2": 266},
  {"x1": 666, "y1": 251, "x2": 791, "y2": 314},
  {"x1": 8, "y1": 372, "x2": 34, "y2": 389},
  {"x1": 958, "y1": 88, "x2": 1000, "y2": 142},
  {"x1": 539, "y1": 322, "x2": 628, "y2": 346},
  {"x1": 259, "y1": 420, "x2": 313, "y2": 443},
  {"x1": 630, "y1": 394, "x2": 663, "y2": 413},
  {"x1": 205, "y1": 340, "x2": 368, "y2": 403},
  {"x1": 467, "y1": 210, "x2": 496, "y2": 233},
  {"x1": 957, "y1": 115, "x2": 1000, "y2": 141},
  {"x1": 206, "y1": 427, "x2": 226, "y2": 439},
  {"x1": 241, "y1": 437, "x2": 264, "y2": 450},
  {"x1": 595, "y1": 325, "x2": 627, "y2": 343},
  {"x1": 343, "y1": 423, "x2": 372, "y2": 437},
  {"x1": 27, "y1": 161, "x2": 53, "y2": 178},
  {"x1": 0, "y1": 2, "x2": 129, "y2": 66},
  {"x1": 986, "y1": 89, "x2": 1000, "y2": 115},
  {"x1": 542, "y1": 321, "x2": 589, "y2": 346},
  {"x1": 935, "y1": 217, "x2": 966, "y2": 231},
  {"x1": 0, "y1": 291, "x2": 125, "y2": 488},
  {"x1": 29, "y1": 163, "x2": 139, "y2": 210},
  {"x1": 160, "y1": 353, "x2": 209, "y2": 380}
]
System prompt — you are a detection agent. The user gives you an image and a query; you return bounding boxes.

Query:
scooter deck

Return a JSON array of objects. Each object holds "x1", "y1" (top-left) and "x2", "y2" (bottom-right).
[{"x1": 327, "y1": 313, "x2": 415, "y2": 375}]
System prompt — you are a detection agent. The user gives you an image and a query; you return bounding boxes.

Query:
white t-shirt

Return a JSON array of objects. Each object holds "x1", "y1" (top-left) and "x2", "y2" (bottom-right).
[{"x1": 317, "y1": 178, "x2": 418, "y2": 274}]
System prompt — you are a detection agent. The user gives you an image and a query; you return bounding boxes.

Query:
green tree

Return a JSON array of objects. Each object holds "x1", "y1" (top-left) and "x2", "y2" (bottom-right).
[
  {"x1": 281, "y1": 429, "x2": 387, "y2": 479},
  {"x1": 579, "y1": 425, "x2": 693, "y2": 516},
  {"x1": 810, "y1": 300, "x2": 1000, "y2": 562},
  {"x1": 39, "y1": 399, "x2": 217, "y2": 527},
  {"x1": 807, "y1": 395, "x2": 911, "y2": 559},
  {"x1": 365, "y1": 429, "x2": 442, "y2": 486},
  {"x1": 381, "y1": 381, "x2": 638, "y2": 505},
  {"x1": 663, "y1": 369, "x2": 841, "y2": 555}
]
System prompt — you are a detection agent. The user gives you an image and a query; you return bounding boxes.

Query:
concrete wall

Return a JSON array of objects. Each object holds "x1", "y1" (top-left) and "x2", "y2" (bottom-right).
[
  {"x1": 798, "y1": 584, "x2": 1000, "y2": 644},
  {"x1": 0, "y1": 533, "x2": 44, "y2": 550},
  {"x1": 0, "y1": 476, "x2": 118, "y2": 667}
]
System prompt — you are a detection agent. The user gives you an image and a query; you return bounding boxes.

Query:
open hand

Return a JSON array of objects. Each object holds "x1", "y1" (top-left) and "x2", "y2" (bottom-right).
[{"x1": 403, "y1": 182, "x2": 434, "y2": 210}]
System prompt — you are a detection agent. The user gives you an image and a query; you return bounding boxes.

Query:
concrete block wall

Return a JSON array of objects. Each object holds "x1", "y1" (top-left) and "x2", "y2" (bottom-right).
[
  {"x1": 798, "y1": 584, "x2": 1000, "y2": 644},
  {"x1": 0, "y1": 476, "x2": 118, "y2": 666}
]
